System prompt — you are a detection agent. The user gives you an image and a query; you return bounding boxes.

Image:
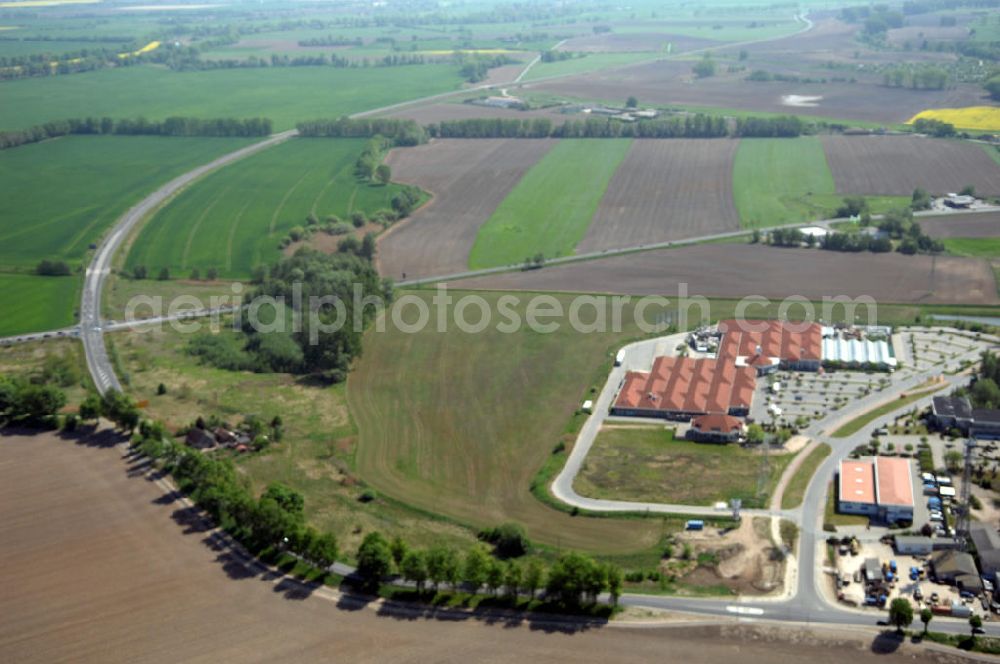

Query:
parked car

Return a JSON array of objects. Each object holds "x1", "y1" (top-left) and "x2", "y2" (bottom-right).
[
  {"x1": 914, "y1": 586, "x2": 923, "y2": 600},
  {"x1": 930, "y1": 592, "x2": 940, "y2": 604}
]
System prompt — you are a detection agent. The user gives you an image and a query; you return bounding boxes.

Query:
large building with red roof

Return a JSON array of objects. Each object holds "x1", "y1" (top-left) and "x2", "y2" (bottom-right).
[
  {"x1": 611, "y1": 320, "x2": 822, "y2": 422},
  {"x1": 837, "y1": 457, "x2": 915, "y2": 524}
]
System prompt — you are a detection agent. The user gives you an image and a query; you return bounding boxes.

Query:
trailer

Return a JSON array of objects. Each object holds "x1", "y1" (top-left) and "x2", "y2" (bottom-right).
[
  {"x1": 685, "y1": 520, "x2": 705, "y2": 531},
  {"x1": 614, "y1": 349, "x2": 626, "y2": 367}
]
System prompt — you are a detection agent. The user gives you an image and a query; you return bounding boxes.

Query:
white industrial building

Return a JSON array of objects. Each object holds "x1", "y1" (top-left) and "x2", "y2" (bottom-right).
[{"x1": 821, "y1": 326, "x2": 897, "y2": 369}]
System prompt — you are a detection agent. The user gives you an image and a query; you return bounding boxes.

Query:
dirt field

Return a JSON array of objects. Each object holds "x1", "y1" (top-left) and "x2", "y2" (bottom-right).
[
  {"x1": 822, "y1": 136, "x2": 1000, "y2": 196},
  {"x1": 920, "y1": 212, "x2": 1000, "y2": 239},
  {"x1": 449, "y1": 244, "x2": 998, "y2": 304},
  {"x1": 577, "y1": 139, "x2": 740, "y2": 253},
  {"x1": 556, "y1": 32, "x2": 718, "y2": 54},
  {"x1": 385, "y1": 101, "x2": 570, "y2": 125},
  {"x1": 0, "y1": 430, "x2": 953, "y2": 664},
  {"x1": 378, "y1": 138, "x2": 554, "y2": 279}
]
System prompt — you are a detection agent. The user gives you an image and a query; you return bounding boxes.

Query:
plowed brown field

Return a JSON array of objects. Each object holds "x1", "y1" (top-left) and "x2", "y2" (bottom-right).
[
  {"x1": 578, "y1": 139, "x2": 740, "y2": 253},
  {"x1": 378, "y1": 138, "x2": 554, "y2": 280},
  {"x1": 449, "y1": 244, "x2": 998, "y2": 304},
  {"x1": 822, "y1": 135, "x2": 1000, "y2": 196},
  {"x1": 920, "y1": 211, "x2": 1000, "y2": 239}
]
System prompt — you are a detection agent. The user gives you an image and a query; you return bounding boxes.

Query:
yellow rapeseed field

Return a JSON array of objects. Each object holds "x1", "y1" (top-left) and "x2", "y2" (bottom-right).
[
  {"x1": 117, "y1": 40, "x2": 160, "y2": 58},
  {"x1": 907, "y1": 106, "x2": 1000, "y2": 131}
]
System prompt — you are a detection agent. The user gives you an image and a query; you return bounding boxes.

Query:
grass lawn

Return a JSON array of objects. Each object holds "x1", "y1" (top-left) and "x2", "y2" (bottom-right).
[
  {"x1": 103, "y1": 276, "x2": 245, "y2": 320},
  {"x1": 824, "y1": 480, "x2": 869, "y2": 527},
  {"x1": 111, "y1": 323, "x2": 479, "y2": 557},
  {"x1": 984, "y1": 145, "x2": 1000, "y2": 168},
  {"x1": 0, "y1": 273, "x2": 79, "y2": 335},
  {"x1": 943, "y1": 237, "x2": 1000, "y2": 259},
  {"x1": 127, "y1": 138, "x2": 408, "y2": 279},
  {"x1": 780, "y1": 442, "x2": 831, "y2": 509},
  {"x1": 0, "y1": 135, "x2": 255, "y2": 272},
  {"x1": 0, "y1": 63, "x2": 464, "y2": 132},
  {"x1": 573, "y1": 426, "x2": 793, "y2": 509},
  {"x1": 830, "y1": 384, "x2": 947, "y2": 438},
  {"x1": 732, "y1": 137, "x2": 836, "y2": 229},
  {"x1": 349, "y1": 289, "x2": 680, "y2": 557},
  {"x1": 468, "y1": 139, "x2": 632, "y2": 269}
]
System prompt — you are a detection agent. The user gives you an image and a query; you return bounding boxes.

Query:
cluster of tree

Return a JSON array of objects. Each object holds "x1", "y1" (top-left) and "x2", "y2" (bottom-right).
[
  {"x1": 912, "y1": 117, "x2": 956, "y2": 137},
  {"x1": 478, "y1": 522, "x2": 531, "y2": 558},
  {"x1": 0, "y1": 116, "x2": 272, "y2": 151},
  {"x1": 79, "y1": 389, "x2": 142, "y2": 433},
  {"x1": 296, "y1": 117, "x2": 428, "y2": 146},
  {"x1": 128, "y1": 265, "x2": 171, "y2": 280},
  {"x1": 841, "y1": 4, "x2": 905, "y2": 38},
  {"x1": 457, "y1": 54, "x2": 517, "y2": 83},
  {"x1": 297, "y1": 35, "x2": 364, "y2": 47},
  {"x1": 0, "y1": 42, "x2": 159, "y2": 80},
  {"x1": 692, "y1": 54, "x2": 716, "y2": 78},
  {"x1": 355, "y1": 135, "x2": 393, "y2": 182},
  {"x1": 882, "y1": 66, "x2": 949, "y2": 90},
  {"x1": 0, "y1": 374, "x2": 66, "y2": 428},
  {"x1": 35, "y1": 259, "x2": 72, "y2": 276},
  {"x1": 134, "y1": 423, "x2": 339, "y2": 568},
  {"x1": 876, "y1": 207, "x2": 945, "y2": 254},
  {"x1": 540, "y1": 49, "x2": 576, "y2": 63},
  {"x1": 734, "y1": 115, "x2": 806, "y2": 137},
  {"x1": 970, "y1": 350, "x2": 1000, "y2": 409},
  {"x1": 745, "y1": 70, "x2": 831, "y2": 85},
  {"x1": 354, "y1": 532, "x2": 622, "y2": 608},
  {"x1": 765, "y1": 228, "x2": 808, "y2": 248},
  {"x1": 820, "y1": 232, "x2": 894, "y2": 253},
  {"x1": 160, "y1": 44, "x2": 429, "y2": 72},
  {"x1": 391, "y1": 186, "x2": 424, "y2": 218}
]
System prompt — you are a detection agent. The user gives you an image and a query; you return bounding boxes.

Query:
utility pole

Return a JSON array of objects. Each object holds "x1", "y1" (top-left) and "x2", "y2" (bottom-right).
[{"x1": 956, "y1": 437, "x2": 976, "y2": 551}]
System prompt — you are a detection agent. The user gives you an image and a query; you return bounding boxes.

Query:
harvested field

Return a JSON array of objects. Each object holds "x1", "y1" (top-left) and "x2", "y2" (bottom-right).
[
  {"x1": 578, "y1": 139, "x2": 739, "y2": 253},
  {"x1": 1, "y1": 431, "x2": 944, "y2": 663},
  {"x1": 448, "y1": 244, "x2": 998, "y2": 305},
  {"x1": 528, "y1": 58, "x2": 984, "y2": 124},
  {"x1": 378, "y1": 139, "x2": 554, "y2": 280},
  {"x1": 556, "y1": 32, "x2": 717, "y2": 54},
  {"x1": 822, "y1": 135, "x2": 1000, "y2": 196},
  {"x1": 920, "y1": 212, "x2": 1000, "y2": 239},
  {"x1": 386, "y1": 101, "x2": 569, "y2": 125}
]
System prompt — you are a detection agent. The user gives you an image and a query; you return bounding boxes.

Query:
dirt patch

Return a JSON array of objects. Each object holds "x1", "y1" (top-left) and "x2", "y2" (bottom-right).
[
  {"x1": 920, "y1": 211, "x2": 1000, "y2": 239},
  {"x1": 822, "y1": 135, "x2": 1000, "y2": 196},
  {"x1": 377, "y1": 138, "x2": 555, "y2": 280},
  {"x1": 673, "y1": 518, "x2": 783, "y2": 595},
  {"x1": 577, "y1": 139, "x2": 740, "y2": 253},
  {"x1": 448, "y1": 243, "x2": 999, "y2": 304}
]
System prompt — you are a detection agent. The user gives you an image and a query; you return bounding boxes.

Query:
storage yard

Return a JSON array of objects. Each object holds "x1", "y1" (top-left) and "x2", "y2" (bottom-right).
[{"x1": 449, "y1": 244, "x2": 999, "y2": 305}]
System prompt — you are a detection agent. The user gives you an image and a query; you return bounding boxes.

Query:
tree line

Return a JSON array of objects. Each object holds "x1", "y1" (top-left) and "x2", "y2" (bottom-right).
[
  {"x1": 296, "y1": 117, "x2": 428, "y2": 146},
  {"x1": 0, "y1": 116, "x2": 273, "y2": 151},
  {"x1": 424, "y1": 114, "x2": 806, "y2": 139}
]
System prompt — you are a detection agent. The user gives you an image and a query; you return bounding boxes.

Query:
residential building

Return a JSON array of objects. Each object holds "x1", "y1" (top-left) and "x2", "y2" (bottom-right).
[
  {"x1": 930, "y1": 550, "x2": 984, "y2": 592},
  {"x1": 686, "y1": 414, "x2": 744, "y2": 443}
]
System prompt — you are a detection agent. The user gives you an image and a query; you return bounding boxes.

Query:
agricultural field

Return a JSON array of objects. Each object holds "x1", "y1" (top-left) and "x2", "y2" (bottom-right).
[
  {"x1": 0, "y1": 63, "x2": 465, "y2": 132},
  {"x1": 908, "y1": 106, "x2": 1000, "y2": 132},
  {"x1": 348, "y1": 290, "x2": 675, "y2": 556},
  {"x1": 921, "y1": 212, "x2": 1000, "y2": 240},
  {"x1": 521, "y1": 52, "x2": 662, "y2": 82},
  {"x1": 574, "y1": 426, "x2": 792, "y2": 508},
  {"x1": 379, "y1": 138, "x2": 554, "y2": 281},
  {"x1": 449, "y1": 244, "x2": 999, "y2": 305},
  {"x1": 822, "y1": 136, "x2": 1000, "y2": 197},
  {"x1": 127, "y1": 138, "x2": 407, "y2": 280},
  {"x1": 942, "y1": 238, "x2": 1000, "y2": 260},
  {"x1": 556, "y1": 32, "x2": 719, "y2": 54},
  {"x1": 468, "y1": 139, "x2": 632, "y2": 269},
  {"x1": 732, "y1": 137, "x2": 834, "y2": 228},
  {"x1": 0, "y1": 273, "x2": 78, "y2": 335},
  {"x1": 578, "y1": 139, "x2": 739, "y2": 253}
]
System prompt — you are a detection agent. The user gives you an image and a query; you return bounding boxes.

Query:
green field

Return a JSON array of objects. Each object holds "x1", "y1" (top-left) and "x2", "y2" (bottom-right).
[
  {"x1": 574, "y1": 426, "x2": 793, "y2": 508},
  {"x1": 348, "y1": 290, "x2": 678, "y2": 556},
  {"x1": 986, "y1": 145, "x2": 1000, "y2": 168},
  {"x1": 732, "y1": 137, "x2": 836, "y2": 228},
  {"x1": 523, "y1": 52, "x2": 661, "y2": 81},
  {"x1": 0, "y1": 64, "x2": 464, "y2": 132},
  {"x1": 468, "y1": 139, "x2": 632, "y2": 269},
  {"x1": 0, "y1": 273, "x2": 78, "y2": 335},
  {"x1": 943, "y1": 237, "x2": 1000, "y2": 259},
  {"x1": 780, "y1": 442, "x2": 831, "y2": 509},
  {"x1": 127, "y1": 138, "x2": 408, "y2": 279},
  {"x1": 0, "y1": 135, "x2": 254, "y2": 271}
]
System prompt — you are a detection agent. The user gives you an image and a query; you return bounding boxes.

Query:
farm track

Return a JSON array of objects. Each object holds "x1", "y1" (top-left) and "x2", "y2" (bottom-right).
[
  {"x1": 579, "y1": 139, "x2": 740, "y2": 253},
  {"x1": 823, "y1": 135, "x2": 1000, "y2": 196}
]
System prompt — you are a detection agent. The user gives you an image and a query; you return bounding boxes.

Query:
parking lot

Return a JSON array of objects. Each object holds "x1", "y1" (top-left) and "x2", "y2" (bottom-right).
[
  {"x1": 751, "y1": 368, "x2": 893, "y2": 427},
  {"x1": 899, "y1": 328, "x2": 996, "y2": 376}
]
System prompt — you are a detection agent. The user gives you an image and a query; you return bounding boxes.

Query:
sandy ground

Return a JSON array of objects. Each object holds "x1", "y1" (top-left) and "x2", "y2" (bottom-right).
[
  {"x1": 0, "y1": 429, "x2": 968, "y2": 663},
  {"x1": 2, "y1": 8, "x2": 995, "y2": 662},
  {"x1": 448, "y1": 244, "x2": 999, "y2": 305}
]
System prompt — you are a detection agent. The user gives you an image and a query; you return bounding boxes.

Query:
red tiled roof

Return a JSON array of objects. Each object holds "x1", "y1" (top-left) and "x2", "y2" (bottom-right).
[
  {"x1": 691, "y1": 413, "x2": 743, "y2": 434},
  {"x1": 614, "y1": 356, "x2": 755, "y2": 415},
  {"x1": 875, "y1": 457, "x2": 914, "y2": 507},
  {"x1": 717, "y1": 319, "x2": 822, "y2": 363},
  {"x1": 840, "y1": 460, "x2": 876, "y2": 505}
]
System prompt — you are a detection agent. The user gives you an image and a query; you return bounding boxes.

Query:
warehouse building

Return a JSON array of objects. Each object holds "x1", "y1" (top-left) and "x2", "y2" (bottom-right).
[{"x1": 837, "y1": 457, "x2": 915, "y2": 524}]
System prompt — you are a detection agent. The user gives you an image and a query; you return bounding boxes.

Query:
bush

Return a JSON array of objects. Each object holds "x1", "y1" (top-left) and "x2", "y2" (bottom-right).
[
  {"x1": 35, "y1": 259, "x2": 71, "y2": 276},
  {"x1": 479, "y1": 522, "x2": 530, "y2": 558}
]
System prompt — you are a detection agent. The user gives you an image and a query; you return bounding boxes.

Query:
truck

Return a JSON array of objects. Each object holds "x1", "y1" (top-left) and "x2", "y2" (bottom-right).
[{"x1": 614, "y1": 349, "x2": 626, "y2": 367}]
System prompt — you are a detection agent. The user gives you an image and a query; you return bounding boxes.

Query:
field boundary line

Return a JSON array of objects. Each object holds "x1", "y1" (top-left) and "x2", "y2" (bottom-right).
[
  {"x1": 268, "y1": 170, "x2": 310, "y2": 235},
  {"x1": 226, "y1": 200, "x2": 252, "y2": 273},
  {"x1": 181, "y1": 187, "x2": 229, "y2": 270}
]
